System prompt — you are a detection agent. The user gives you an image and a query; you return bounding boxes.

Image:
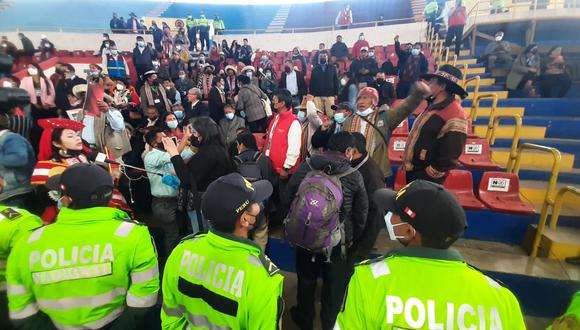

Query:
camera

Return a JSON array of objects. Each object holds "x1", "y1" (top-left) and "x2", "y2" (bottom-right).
[{"x1": 0, "y1": 53, "x2": 31, "y2": 113}]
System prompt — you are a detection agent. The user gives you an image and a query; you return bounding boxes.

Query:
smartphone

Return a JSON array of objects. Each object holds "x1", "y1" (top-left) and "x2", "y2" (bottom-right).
[{"x1": 171, "y1": 137, "x2": 178, "y2": 146}]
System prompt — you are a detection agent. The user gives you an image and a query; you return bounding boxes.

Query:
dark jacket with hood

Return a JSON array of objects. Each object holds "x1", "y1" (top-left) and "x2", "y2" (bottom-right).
[{"x1": 285, "y1": 151, "x2": 368, "y2": 245}]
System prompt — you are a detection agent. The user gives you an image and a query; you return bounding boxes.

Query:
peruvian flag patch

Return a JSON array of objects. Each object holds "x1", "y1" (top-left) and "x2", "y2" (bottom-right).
[{"x1": 404, "y1": 207, "x2": 416, "y2": 219}]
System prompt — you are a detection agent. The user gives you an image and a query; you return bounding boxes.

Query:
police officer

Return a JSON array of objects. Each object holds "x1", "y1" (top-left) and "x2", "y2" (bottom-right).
[
  {"x1": 6, "y1": 163, "x2": 159, "y2": 329},
  {"x1": 197, "y1": 11, "x2": 211, "y2": 52},
  {"x1": 0, "y1": 202, "x2": 42, "y2": 329},
  {"x1": 161, "y1": 173, "x2": 284, "y2": 329},
  {"x1": 335, "y1": 180, "x2": 526, "y2": 329}
]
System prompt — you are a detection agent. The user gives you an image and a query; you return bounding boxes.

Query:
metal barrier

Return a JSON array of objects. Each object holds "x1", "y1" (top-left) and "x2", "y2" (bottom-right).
[
  {"x1": 469, "y1": 92, "x2": 497, "y2": 131},
  {"x1": 549, "y1": 186, "x2": 580, "y2": 229},
  {"x1": 489, "y1": 114, "x2": 523, "y2": 171},
  {"x1": 451, "y1": 54, "x2": 458, "y2": 66},
  {"x1": 458, "y1": 64, "x2": 468, "y2": 86},
  {"x1": 509, "y1": 143, "x2": 562, "y2": 257},
  {"x1": 464, "y1": 75, "x2": 481, "y2": 109}
]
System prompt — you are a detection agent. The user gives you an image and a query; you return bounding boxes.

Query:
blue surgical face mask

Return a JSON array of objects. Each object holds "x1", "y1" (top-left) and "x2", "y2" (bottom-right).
[
  {"x1": 167, "y1": 120, "x2": 178, "y2": 129},
  {"x1": 225, "y1": 113, "x2": 235, "y2": 120},
  {"x1": 411, "y1": 49, "x2": 420, "y2": 56},
  {"x1": 174, "y1": 110, "x2": 184, "y2": 119},
  {"x1": 334, "y1": 112, "x2": 346, "y2": 124},
  {"x1": 57, "y1": 196, "x2": 64, "y2": 210},
  {"x1": 246, "y1": 71, "x2": 253, "y2": 78},
  {"x1": 356, "y1": 108, "x2": 374, "y2": 117},
  {"x1": 297, "y1": 111, "x2": 305, "y2": 122}
]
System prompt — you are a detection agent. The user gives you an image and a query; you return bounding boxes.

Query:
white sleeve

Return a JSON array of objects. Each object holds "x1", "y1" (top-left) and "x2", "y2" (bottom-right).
[
  {"x1": 284, "y1": 120, "x2": 302, "y2": 169},
  {"x1": 306, "y1": 101, "x2": 322, "y2": 129},
  {"x1": 105, "y1": 109, "x2": 125, "y2": 132},
  {"x1": 335, "y1": 11, "x2": 340, "y2": 25},
  {"x1": 175, "y1": 91, "x2": 182, "y2": 105},
  {"x1": 349, "y1": 10, "x2": 353, "y2": 24}
]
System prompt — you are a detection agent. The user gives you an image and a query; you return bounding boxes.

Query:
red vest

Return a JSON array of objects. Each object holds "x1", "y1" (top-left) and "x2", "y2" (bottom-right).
[
  {"x1": 338, "y1": 10, "x2": 351, "y2": 25},
  {"x1": 263, "y1": 111, "x2": 299, "y2": 174}
]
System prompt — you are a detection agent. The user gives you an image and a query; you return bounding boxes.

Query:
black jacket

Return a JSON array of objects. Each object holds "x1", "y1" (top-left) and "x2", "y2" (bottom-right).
[
  {"x1": 55, "y1": 76, "x2": 87, "y2": 111},
  {"x1": 168, "y1": 60, "x2": 185, "y2": 81},
  {"x1": 380, "y1": 59, "x2": 398, "y2": 76},
  {"x1": 395, "y1": 41, "x2": 429, "y2": 82},
  {"x1": 20, "y1": 36, "x2": 35, "y2": 56},
  {"x1": 311, "y1": 121, "x2": 340, "y2": 151},
  {"x1": 285, "y1": 151, "x2": 368, "y2": 245},
  {"x1": 184, "y1": 101, "x2": 210, "y2": 125},
  {"x1": 132, "y1": 46, "x2": 156, "y2": 76},
  {"x1": 208, "y1": 87, "x2": 225, "y2": 123},
  {"x1": 279, "y1": 70, "x2": 307, "y2": 100},
  {"x1": 350, "y1": 58, "x2": 379, "y2": 85},
  {"x1": 371, "y1": 79, "x2": 396, "y2": 106},
  {"x1": 309, "y1": 64, "x2": 339, "y2": 97},
  {"x1": 236, "y1": 149, "x2": 278, "y2": 187},
  {"x1": 330, "y1": 41, "x2": 349, "y2": 58},
  {"x1": 172, "y1": 144, "x2": 233, "y2": 192},
  {"x1": 291, "y1": 54, "x2": 308, "y2": 76}
]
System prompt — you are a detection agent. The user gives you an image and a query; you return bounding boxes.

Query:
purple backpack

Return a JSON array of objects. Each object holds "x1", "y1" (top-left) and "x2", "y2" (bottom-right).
[{"x1": 284, "y1": 159, "x2": 356, "y2": 256}]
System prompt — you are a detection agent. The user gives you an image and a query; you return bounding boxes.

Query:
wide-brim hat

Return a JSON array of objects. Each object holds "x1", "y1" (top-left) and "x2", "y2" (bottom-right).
[
  {"x1": 225, "y1": 65, "x2": 238, "y2": 74},
  {"x1": 201, "y1": 63, "x2": 215, "y2": 72},
  {"x1": 72, "y1": 84, "x2": 88, "y2": 98},
  {"x1": 142, "y1": 70, "x2": 157, "y2": 79},
  {"x1": 421, "y1": 64, "x2": 468, "y2": 99},
  {"x1": 241, "y1": 65, "x2": 256, "y2": 73}
]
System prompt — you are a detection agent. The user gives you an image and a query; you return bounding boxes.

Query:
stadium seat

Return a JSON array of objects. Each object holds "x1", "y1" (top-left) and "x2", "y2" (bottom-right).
[
  {"x1": 254, "y1": 133, "x2": 266, "y2": 151},
  {"x1": 392, "y1": 118, "x2": 409, "y2": 136},
  {"x1": 393, "y1": 168, "x2": 406, "y2": 191},
  {"x1": 388, "y1": 136, "x2": 407, "y2": 165},
  {"x1": 478, "y1": 172, "x2": 535, "y2": 214},
  {"x1": 443, "y1": 170, "x2": 486, "y2": 210},
  {"x1": 292, "y1": 60, "x2": 303, "y2": 73},
  {"x1": 459, "y1": 138, "x2": 501, "y2": 170},
  {"x1": 56, "y1": 50, "x2": 70, "y2": 57},
  {"x1": 73, "y1": 50, "x2": 84, "y2": 57}
]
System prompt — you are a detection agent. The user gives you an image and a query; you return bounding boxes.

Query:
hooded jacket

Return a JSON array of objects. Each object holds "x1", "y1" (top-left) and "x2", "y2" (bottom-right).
[{"x1": 285, "y1": 151, "x2": 369, "y2": 245}]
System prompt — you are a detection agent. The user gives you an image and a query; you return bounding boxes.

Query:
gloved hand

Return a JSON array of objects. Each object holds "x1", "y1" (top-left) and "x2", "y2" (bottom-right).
[{"x1": 162, "y1": 173, "x2": 180, "y2": 190}]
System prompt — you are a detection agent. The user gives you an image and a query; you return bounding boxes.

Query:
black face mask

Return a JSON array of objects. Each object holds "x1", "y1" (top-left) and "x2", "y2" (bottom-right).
[
  {"x1": 156, "y1": 143, "x2": 165, "y2": 152},
  {"x1": 190, "y1": 136, "x2": 201, "y2": 147}
]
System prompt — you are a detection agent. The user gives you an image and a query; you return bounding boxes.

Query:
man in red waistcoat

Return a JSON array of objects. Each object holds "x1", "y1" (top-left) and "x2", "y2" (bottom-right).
[{"x1": 335, "y1": 4, "x2": 353, "y2": 29}]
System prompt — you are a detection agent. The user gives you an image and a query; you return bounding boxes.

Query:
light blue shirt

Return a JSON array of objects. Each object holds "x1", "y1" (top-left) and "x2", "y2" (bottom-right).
[
  {"x1": 144, "y1": 147, "x2": 194, "y2": 198},
  {"x1": 81, "y1": 109, "x2": 125, "y2": 144}
]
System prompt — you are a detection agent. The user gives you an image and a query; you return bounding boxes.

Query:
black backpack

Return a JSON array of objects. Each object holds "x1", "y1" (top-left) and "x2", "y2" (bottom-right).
[{"x1": 234, "y1": 151, "x2": 263, "y2": 182}]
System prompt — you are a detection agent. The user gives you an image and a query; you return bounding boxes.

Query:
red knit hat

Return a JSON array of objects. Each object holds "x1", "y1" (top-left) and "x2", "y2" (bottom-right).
[
  {"x1": 38, "y1": 118, "x2": 85, "y2": 161},
  {"x1": 357, "y1": 87, "x2": 379, "y2": 106}
]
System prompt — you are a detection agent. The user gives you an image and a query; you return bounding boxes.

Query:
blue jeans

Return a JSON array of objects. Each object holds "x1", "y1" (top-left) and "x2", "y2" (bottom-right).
[{"x1": 187, "y1": 210, "x2": 208, "y2": 234}]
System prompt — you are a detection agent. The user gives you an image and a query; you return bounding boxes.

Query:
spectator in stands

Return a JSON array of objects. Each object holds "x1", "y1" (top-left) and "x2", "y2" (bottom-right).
[
  {"x1": 154, "y1": 58, "x2": 170, "y2": 81},
  {"x1": 350, "y1": 46, "x2": 379, "y2": 87},
  {"x1": 185, "y1": 14, "x2": 197, "y2": 52},
  {"x1": 118, "y1": 16, "x2": 127, "y2": 31},
  {"x1": 86, "y1": 64, "x2": 104, "y2": 83},
  {"x1": 49, "y1": 62, "x2": 65, "y2": 88},
  {"x1": 540, "y1": 46, "x2": 571, "y2": 98},
  {"x1": 352, "y1": 32, "x2": 370, "y2": 59},
  {"x1": 311, "y1": 43, "x2": 326, "y2": 66},
  {"x1": 198, "y1": 11, "x2": 211, "y2": 52},
  {"x1": 162, "y1": 111, "x2": 184, "y2": 140},
  {"x1": 197, "y1": 64, "x2": 215, "y2": 100},
  {"x1": 230, "y1": 40, "x2": 241, "y2": 62},
  {"x1": 335, "y1": 3, "x2": 353, "y2": 28},
  {"x1": 109, "y1": 13, "x2": 123, "y2": 33},
  {"x1": 97, "y1": 33, "x2": 113, "y2": 57},
  {"x1": 164, "y1": 116, "x2": 234, "y2": 233},
  {"x1": 173, "y1": 28, "x2": 190, "y2": 51},
  {"x1": 424, "y1": 0, "x2": 440, "y2": 37},
  {"x1": 185, "y1": 87, "x2": 209, "y2": 122},
  {"x1": 144, "y1": 127, "x2": 193, "y2": 258},
  {"x1": 37, "y1": 35, "x2": 55, "y2": 60},
  {"x1": 310, "y1": 50, "x2": 339, "y2": 117},
  {"x1": 149, "y1": 21, "x2": 164, "y2": 52},
  {"x1": 258, "y1": 52, "x2": 274, "y2": 71},
  {"x1": 280, "y1": 60, "x2": 307, "y2": 109},
  {"x1": 481, "y1": 31, "x2": 513, "y2": 70},
  {"x1": 102, "y1": 43, "x2": 129, "y2": 79},
  {"x1": 298, "y1": 95, "x2": 324, "y2": 157},
  {"x1": 221, "y1": 39, "x2": 231, "y2": 58},
  {"x1": 263, "y1": 89, "x2": 301, "y2": 180},
  {"x1": 175, "y1": 69, "x2": 195, "y2": 107},
  {"x1": 507, "y1": 44, "x2": 540, "y2": 97},
  {"x1": 55, "y1": 64, "x2": 87, "y2": 111},
  {"x1": 344, "y1": 83, "x2": 429, "y2": 178},
  {"x1": 224, "y1": 65, "x2": 239, "y2": 102},
  {"x1": 240, "y1": 38, "x2": 253, "y2": 65},
  {"x1": 394, "y1": 35, "x2": 428, "y2": 98},
  {"x1": 444, "y1": 0, "x2": 467, "y2": 56},
  {"x1": 311, "y1": 101, "x2": 353, "y2": 150},
  {"x1": 111, "y1": 78, "x2": 140, "y2": 120},
  {"x1": 17, "y1": 33, "x2": 35, "y2": 57},
  {"x1": 208, "y1": 76, "x2": 226, "y2": 123},
  {"x1": 0, "y1": 36, "x2": 18, "y2": 58},
  {"x1": 260, "y1": 67, "x2": 278, "y2": 101},
  {"x1": 331, "y1": 35, "x2": 349, "y2": 71},
  {"x1": 371, "y1": 71, "x2": 396, "y2": 106},
  {"x1": 349, "y1": 132, "x2": 384, "y2": 261},
  {"x1": 291, "y1": 47, "x2": 308, "y2": 76},
  {"x1": 402, "y1": 65, "x2": 467, "y2": 184},
  {"x1": 380, "y1": 57, "x2": 398, "y2": 76},
  {"x1": 237, "y1": 74, "x2": 268, "y2": 132},
  {"x1": 219, "y1": 104, "x2": 245, "y2": 146},
  {"x1": 162, "y1": 22, "x2": 173, "y2": 57},
  {"x1": 138, "y1": 19, "x2": 147, "y2": 34},
  {"x1": 133, "y1": 36, "x2": 156, "y2": 83},
  {"x1": 286, "y1": 131, "x2": 368, "y2": 330},
  {"x1": 213, "y1": 14, "x2": 225, "y2": 35},
  {"x1": 241, "y1": 65, "x2": 259, "y2": 87},
  {"x1": 168, "y1": 51, "x2": 185, "y2": 82},
  {"x1": 338, "y1": 71, "x2": 358, "y2": 108},
  {"x1": 143, "y1": 105, "x2": 162, "y2": 131},
  {"x1": 126, "y1": 12, "x2": 139, "y2": 33},
  {"x1": 162, "y1": 78, "x2": 182, "y2": 106},
  {"x1": 140, "y1": 70, "x2": 171, "y2": 114}
]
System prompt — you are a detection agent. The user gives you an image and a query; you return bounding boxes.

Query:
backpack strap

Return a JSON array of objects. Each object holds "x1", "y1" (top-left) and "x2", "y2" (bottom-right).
[
  {"x1": 252, "y1": 151, "x2": 262, "y2": 162},
  {"x1": 357, "y1": 113, "x2": 389, "y2": 148},
  {"x1": 233, "y1": 155, "x2": 243, "y2": 166},
  {"x1": 335, "y1": 166, "x2": 357, "y2": 179}
]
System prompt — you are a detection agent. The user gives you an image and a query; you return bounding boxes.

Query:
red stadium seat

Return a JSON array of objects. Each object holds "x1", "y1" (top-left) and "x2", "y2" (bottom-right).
[
  {"x1": 467, "y1": 120, "x2": 477, "y2": 138},
  {"x1": 393, "y1": 168, "x2": 406, "y2": 191},
  {"x1": 85, "y1": 50, "x2": 95, "y2": 57},
  {"x1": 388, "y1": 136, "x2": 407, "y2": 165},
  {"x1": 443, "y1": 170, "x2": 486, "y2": 210},
  {"x1": 73, "y1": 50, "x2": 84, "y2": 57},
  {"x1": 459, "y1": 138, "x2": 501, "y2": 170},
  {"x1": 292, "y1": 60, "x2": 303, "y2": 73},
  {"x1": 392, "y1": 118, "x2": 409, "y2": 136},
  {"x1": 56, "y1": 50, "x2": 70, "y2": 57},
  {"x1": 478, "y1": 172, "x2": 535, "y2": 214},
  {"x1": 254, "y1": 133, "x2": 266, "y2": 151}
]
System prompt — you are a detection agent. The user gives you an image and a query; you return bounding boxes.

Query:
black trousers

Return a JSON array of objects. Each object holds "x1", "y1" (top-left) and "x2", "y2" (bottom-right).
[
  {"x1": 540, "y1": 73, "x2": 572, "y2": 98},
  {"x1": 188, "y1": 29, "x2": 197, "y2": 51},
  {"x1": 199, "y1": 31, "x2": 210, "y2": 52},
  {"x1": 247, "y1": 117, "x2": 268, "y2": 133},
  {"x1": 444, "y1": 25, "x2": 464, "y2": 55},
  {"x1": 294, "y1": 246, "x2": 352, "y2": 330}
]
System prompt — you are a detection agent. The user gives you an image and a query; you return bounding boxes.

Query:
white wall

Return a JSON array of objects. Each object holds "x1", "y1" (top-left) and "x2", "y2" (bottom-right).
[{"x1": 3, "y1": 23, "x2": 424, "y2": 54}]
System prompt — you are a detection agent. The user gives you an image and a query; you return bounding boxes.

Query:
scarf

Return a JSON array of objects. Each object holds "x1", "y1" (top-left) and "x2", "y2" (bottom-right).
[
  {"x1": 144, "y1": 81, "x2": 171, "y2": 112},
  {"x1": 199, "y1": 74, "x2": 213, "y2": 99},
  {"x1": 349, "y1": 110, "x2": 377, "y2": 153}
]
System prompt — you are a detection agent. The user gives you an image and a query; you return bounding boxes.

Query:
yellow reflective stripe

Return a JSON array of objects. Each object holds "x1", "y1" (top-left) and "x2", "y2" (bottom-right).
[
  {"x1": 32, "y1": 263, "x2": 112, "y2": 285},
  {"x1": 370, "y1": 261, "x2": 391, "y2": 279},
  {"x1": 130, "y1": 264, "x2": 159, "y2": 284},
  {"x1": 247, "y1": 255, "x2": 261, "y2": 267},
  {"x1": 36, "y1": 287, "x2": 127, "y2": 310},
  {"x1": 7, "y1": 284, "x2": 28, "y2": 295},
  {"x1": 114, "y1": 222, "x2": 135, "y2": 237},
  {"x1": 126, "y1": 291, "x2": 157, "y2": 308},
  {"x1": 51, "y1": 305, "x2": 124, "y2": 330},
  {"x1": 9, "y1": 303, "x2": 39, "y2": 319},
  {"x1": 162, "y1": 303, "x2": 184, "y2": 317},
  {"x1": 27, "y1": 227, "x2": 45, "y2": 243}
]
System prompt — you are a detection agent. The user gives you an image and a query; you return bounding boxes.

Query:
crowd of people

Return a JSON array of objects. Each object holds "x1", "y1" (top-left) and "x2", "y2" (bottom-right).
[{"x1": 0, "y1": 17, "x2": 573, "y2": 329}]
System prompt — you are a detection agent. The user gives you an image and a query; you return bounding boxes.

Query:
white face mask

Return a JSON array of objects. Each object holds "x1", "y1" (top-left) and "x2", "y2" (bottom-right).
[
  {"x1": 116, "y1": 83, "x2": 125, "y2": 91},
  {"x1": 27, "y1": 67, "x2": 38, "y2": 76},
  {"x1": 2, "y1": 81, "x2": 13, "y2": 88},
  {"x1": 110, "y1": 50, "x2": 118, "y2": 56},
  {"x1": 495, "y1": 35, "x2": 503, "y2": 41},
  {"x1": 384, "y1": 212, "x2": 408, "y2": 241},
  {"x1": 340, "y1": 78, "x2": 347, "y2": 86},
  {"x1": 356, "y1": 107, "x2": 374, "y2": 117}
]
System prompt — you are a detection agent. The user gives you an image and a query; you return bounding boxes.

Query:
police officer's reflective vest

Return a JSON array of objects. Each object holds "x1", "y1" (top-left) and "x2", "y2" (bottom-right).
[
  {"x1": 197, "y1": 17, "x2": 210, "y2": 33},
  {"x1": 335, "y1": 247, "x2": 526, "y2": 330},
  {"x1": 6, "y1": 207, "x2": 159, "y2": 329},
  {"x1": 0, "y1": 206, "x2": 42, "y2": 292},
  {"x1": 161, "y1": 230, "x2": 284, "y2": 330}
]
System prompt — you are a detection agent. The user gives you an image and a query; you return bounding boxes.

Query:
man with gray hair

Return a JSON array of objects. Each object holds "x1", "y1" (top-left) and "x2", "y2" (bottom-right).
[{"x1": 185, "y1": 87, "x2": 209, "y2": 124}]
